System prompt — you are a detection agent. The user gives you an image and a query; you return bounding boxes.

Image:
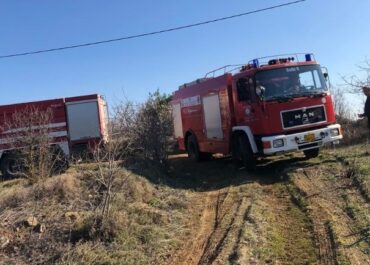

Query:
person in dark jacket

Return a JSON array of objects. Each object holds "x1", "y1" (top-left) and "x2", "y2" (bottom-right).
[{"x1": 359, "y1": 86, "x2": 370, "y2": 132}]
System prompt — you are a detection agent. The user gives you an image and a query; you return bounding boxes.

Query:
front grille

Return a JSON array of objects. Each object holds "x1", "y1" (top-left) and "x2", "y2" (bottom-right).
[{"x1": 281, "y1": 105, "x2": 326, "y2": 129}]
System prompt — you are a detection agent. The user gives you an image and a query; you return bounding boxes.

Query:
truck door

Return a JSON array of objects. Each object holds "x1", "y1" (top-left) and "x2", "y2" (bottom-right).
[
  {"x1": 235, "y1": 77, "x2": 257, "y2": 125},
  {"x1": 202, "y1": 94, "x2": 223, "y2": 139}
]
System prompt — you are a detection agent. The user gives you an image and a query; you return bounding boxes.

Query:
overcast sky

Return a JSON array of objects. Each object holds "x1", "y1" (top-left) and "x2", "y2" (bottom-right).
[{"x1": 1, "y1": 0, "x2": 369, "y2": 112}]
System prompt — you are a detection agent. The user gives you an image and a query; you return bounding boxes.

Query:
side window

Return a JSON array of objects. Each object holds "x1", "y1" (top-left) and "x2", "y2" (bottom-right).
[
  {"x1": 313, "y1": 70, "x2": 323, "y2": 89},
  {"x1": 299, "y1": 71, "x2": 314, "y2": 89},
  {"x1": 237, "y1": 78, "x2": 251, "y2": 101}
]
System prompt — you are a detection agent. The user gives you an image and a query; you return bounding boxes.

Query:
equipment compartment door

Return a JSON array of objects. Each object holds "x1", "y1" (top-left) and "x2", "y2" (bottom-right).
[
  {"x1": 66, "y1": 101, "x2": 101, "y2": 141},
  {"x1": 172, "y1": 103, "x2": 184, "y2": 138},
  {"x1": 203, "y1": 94, "x2": 223, "y2": 139}
]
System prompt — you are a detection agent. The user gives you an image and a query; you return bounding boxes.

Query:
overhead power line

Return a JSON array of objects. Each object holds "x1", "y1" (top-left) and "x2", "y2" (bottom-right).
[{"x1": 0, "y1": 0, "x2": 306, "y2": 59}]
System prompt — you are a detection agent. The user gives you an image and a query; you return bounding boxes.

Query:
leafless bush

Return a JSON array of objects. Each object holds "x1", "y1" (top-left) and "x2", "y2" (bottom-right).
[
  {"x1": 82, "y1": 123, "x2": 133, "y2": 237},
  {"x1": 338, "y1": 60, "x2": 370, "y2": 143},
  {"x1": 342, "y1": 60, "x2": 370, "y2": 95},
  {"x1": 111, "y1": 101, "x2": 138, "y2": 157},
  {"x1": 92, "y1": 141, "x2": 126, "y2": 219},
  {"x1": 331, "y1": 86, "x2": 353, "y2": 123},
  {"x1": 0, "y1": 107, "x2": 67, "y2": 183}
]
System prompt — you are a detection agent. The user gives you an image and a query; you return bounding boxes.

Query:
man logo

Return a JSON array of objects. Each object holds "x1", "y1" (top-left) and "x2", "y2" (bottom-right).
[{"x1": 302, "y1": 113, "x2": 309, "y2": 124}]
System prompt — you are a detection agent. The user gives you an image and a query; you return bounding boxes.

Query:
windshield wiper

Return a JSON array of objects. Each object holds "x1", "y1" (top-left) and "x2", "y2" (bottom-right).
[
  {"x1": 265, "y1": 95, "x2": 293, "y2": 102},
  {"x1": 291, "y1": 91, "x2": 327, "y2": 98}
]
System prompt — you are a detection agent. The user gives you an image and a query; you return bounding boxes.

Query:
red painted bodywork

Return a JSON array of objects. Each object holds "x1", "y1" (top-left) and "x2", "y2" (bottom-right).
[
  {"x1": 172, "y1": 60, "x2": 337, "y2": 155},
  {"x1": 0, "y1": 94, "x2": 107, "y2": 154},
  {"x1": 0, "y1": 99, "x2": 68, "y2": 150}
]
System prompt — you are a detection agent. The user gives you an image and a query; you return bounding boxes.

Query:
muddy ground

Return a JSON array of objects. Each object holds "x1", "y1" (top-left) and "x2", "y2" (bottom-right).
[{"x1": 165, "y1": 144, "x2": 370, "y2": 265}]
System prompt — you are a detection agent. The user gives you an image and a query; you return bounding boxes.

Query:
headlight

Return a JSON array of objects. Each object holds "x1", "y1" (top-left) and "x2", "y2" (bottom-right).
[
  {"x1": 330, "y1": 128, "x2": 339, "y2": 137},
  {"x1": 273, "y1": 139, "x2": 284, "y2": 148}
]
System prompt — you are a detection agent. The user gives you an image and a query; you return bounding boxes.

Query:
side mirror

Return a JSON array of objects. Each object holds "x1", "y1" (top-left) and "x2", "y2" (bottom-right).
[
  {"x1": 256, "y1": 85, "x2": 266, "y2": 98},
  {"x1": 321, "y1": 67, "x2": 331, "y2": 89}
]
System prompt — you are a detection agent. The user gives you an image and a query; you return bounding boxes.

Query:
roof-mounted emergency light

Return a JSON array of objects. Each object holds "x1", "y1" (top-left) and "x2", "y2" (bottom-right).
[
  {"x1": 305, "y1": 54, "x2": 312, "y2": 62},
  {"x1": 252, "y1": 59, "x2": 259, "y2": 68},
  {"x1": 268, "y1": 57, "x2": 295, "y2": 65}
]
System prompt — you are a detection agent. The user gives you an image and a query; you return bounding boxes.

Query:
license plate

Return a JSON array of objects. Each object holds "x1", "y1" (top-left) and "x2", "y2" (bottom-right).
[{"x1": 304, "y1": 133, "x2": 315, "y2": 142}]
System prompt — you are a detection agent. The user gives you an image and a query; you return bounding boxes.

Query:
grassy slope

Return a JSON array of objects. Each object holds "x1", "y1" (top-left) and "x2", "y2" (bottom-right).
[
  {"x1": 0, "y1": 164, "x2": 193, "y2": 265},
  {"x1": 0, "y1": 143, "x2": 369, "y2": 265}
]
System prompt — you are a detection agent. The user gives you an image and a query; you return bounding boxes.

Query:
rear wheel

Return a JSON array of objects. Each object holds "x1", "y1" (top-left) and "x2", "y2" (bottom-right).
[
  {"x1": 186, "y1": 135, "x2": 211, "y2": 162},
  {"x1": 0, "y1": 153, "x2": 23, "y2": 179},
  {"x1": 51, "y1": 145, "x2": 69, "y2": 175},
  {"x1": 187, "y1": 135, "x2": 201, "y2": 162},
  {"x1": 303, "y1": 148, "x2": 320, "y2": 159}
]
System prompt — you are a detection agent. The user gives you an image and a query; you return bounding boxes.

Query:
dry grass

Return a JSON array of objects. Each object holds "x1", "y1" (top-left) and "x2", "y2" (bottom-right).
[{"x1": 0, "y1": 162, "x2": 192, "y2": 265}]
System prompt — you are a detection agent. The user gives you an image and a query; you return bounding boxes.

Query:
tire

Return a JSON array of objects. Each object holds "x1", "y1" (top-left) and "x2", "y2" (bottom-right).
[
  {"x1": 303, "y1": 148, "x2": 320, "y2": 159},
  {"x1": 200, "y1": 152, "x2": 213, "y2": 161},
  {"x1": 187, "y1": 134, "x2": 201, "y2": 162},
  {"x1": 236, "y1": 134, "x2": 256, "y2": 170},
  {"x1": 0, "y1": 153, "x2": 23, "y2": 179},
  {"x1": 51, "y1": 145, "x2": 69, "y2": 175}
]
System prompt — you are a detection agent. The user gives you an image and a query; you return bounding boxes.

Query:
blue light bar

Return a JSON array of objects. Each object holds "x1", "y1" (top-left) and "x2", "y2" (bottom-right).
[
  {"x1": 305, "y1": 54, "x2": 312, "y2": 62},
  {"x1": 252, "y1": 59, "x2": 259, "y2": 68}
]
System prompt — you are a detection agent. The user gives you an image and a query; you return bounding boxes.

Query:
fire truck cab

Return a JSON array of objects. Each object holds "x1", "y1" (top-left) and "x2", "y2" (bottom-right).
[{"x1": 172, "y1": 53, "x2": 343, "y2": 168}]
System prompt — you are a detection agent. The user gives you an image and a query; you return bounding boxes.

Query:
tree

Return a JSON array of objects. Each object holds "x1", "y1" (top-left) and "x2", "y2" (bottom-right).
[{"x1": 112, "y1": 90, "x2": 173, "y2": 164}]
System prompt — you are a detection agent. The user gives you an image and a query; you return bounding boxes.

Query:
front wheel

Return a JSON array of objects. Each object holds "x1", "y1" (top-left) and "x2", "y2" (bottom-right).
[
  {"x1": 235, "y1": 134, "x2": 256, "y2": 170},
  {"x1": 303, "y1": 148, "x2": 320, "y2": 159}
]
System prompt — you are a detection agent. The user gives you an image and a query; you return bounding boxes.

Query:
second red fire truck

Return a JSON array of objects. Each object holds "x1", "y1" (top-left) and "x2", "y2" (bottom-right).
[
  {"x1": 0, "y1": 94, "x2": 108, "y2": 178},
  {"x1": 172, "y1": 53, "x2": 343, "y2": 168}
]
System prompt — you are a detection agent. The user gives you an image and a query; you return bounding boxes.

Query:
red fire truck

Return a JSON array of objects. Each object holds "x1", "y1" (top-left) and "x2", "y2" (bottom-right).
[
  {"x1": 0, "y1": 94, "x2": 109, "y2": 178},
  {"x1": 171, "y1": 53, "x2": 343, "y2": 168}
]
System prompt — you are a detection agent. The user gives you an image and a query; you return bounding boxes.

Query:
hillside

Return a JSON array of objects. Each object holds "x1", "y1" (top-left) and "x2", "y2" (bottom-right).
[{"x1": 0, "y1": 143, "x2": 369, "y2": 265}]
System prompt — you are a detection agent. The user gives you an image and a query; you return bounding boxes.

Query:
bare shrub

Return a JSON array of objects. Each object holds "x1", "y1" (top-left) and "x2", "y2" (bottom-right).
[
  {"x1": 0, "y1": 107, "x2": 67, "y2": 183},
  {"x1": 338, "y1": 60, "x2": 370, "y2": 143},
  {"x1": 111, "y1": 101, "x2": 138, "y2": 157},
  {"x1": 342, "y1": 60, "x2": 370, "y2": 95},
  {"x1": 92, "y1": 140, "x2": 127, "y2": 219},
  {"x1": 331, "y1": 86, "x2": 353, "y2": 123},
  {"x1": 77, "y1": 124, "x2": 133, "y2": 240}
]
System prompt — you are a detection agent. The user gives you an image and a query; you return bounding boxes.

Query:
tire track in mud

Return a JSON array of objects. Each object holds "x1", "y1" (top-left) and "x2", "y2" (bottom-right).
[
  {"x1": 170, "y1": 168, "x2": 320, "y2": 265},
  {"x1": 197, "y1": 196, "x2": 251, "y2": 265},
  {"x1": 168, "y1": 152, "x2": 370, "y2": 265},
  {"x1": 167, "y1": 191, "x2": 218, "y2": 265},
  {"x1": 291, "y1": 166, "x2": 370, "y2": 265},
  {"x1": 168, "y1": 177, "x2": 252, "y2": 265},
  {"x1": 289, "y1": 169, "x2": 339, "y2": 265}
]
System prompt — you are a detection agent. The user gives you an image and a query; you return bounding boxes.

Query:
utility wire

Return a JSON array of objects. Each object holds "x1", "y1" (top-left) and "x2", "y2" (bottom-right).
[{"x1": 0, "y1": 0, "x2": 306, "y2": 59}]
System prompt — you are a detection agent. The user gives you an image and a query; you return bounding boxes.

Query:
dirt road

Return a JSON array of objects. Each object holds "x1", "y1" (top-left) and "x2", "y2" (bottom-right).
[{"x1": 166, "y1": 146, "x2": 370, "y2": 265}]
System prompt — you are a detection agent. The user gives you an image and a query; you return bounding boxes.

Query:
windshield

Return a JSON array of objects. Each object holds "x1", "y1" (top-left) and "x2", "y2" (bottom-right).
[{"x1": 255, "y1": 65, "x2": 328, "y2": 101}]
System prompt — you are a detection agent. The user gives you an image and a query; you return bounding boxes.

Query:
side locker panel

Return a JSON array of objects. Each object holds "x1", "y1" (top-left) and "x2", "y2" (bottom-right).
[
  {"x1": 202, "y1": 94, "x2": 223, "y2": 139},
  {"x1": 172, "y1": 103, "x2": 183, "y2": 138},
  {"x1": 66, "y1": 101, "x2": 101, "y2": 141}
]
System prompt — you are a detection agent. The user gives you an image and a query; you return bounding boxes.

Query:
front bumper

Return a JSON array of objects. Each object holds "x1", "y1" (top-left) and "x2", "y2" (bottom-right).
[{"x1": 261, "y1": 124, "x2": 343, "y2": 155}]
